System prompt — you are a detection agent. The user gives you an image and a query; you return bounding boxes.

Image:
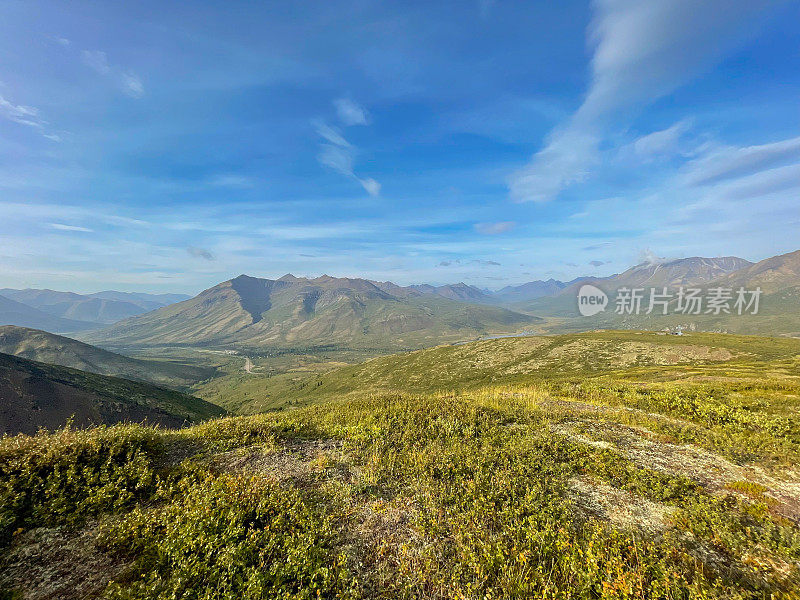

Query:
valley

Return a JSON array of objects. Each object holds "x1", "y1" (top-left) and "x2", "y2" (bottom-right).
[
  {"x1": 2, "y1": 250, "x2": 800, "y2": 599},
  {"x1": 3, "y1": 328, "x2": 800, "y2": 598}
]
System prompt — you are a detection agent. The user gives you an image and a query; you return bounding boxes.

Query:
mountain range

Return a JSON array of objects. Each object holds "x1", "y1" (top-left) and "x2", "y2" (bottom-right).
[
  {"x1": 526, "y1": 251, "x2": 800, "y2": 336},
  {"x1": 520, "y1": 256, "x2": 756, "y2": 317},
  {"x1": 0, "y1": 288, "x2": 191, "y2": 332},
  {"x1": 3, "y1": 250, "x2": 800, "y2": 350},
  {"x1": 0, "y1": 294, "x2": 97, "y2": 333},
  {"x1": 84, "y1": 274, "x2": 537, "y2": 349}
]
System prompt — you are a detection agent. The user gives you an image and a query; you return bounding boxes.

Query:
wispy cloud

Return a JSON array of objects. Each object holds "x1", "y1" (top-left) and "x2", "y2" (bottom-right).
[
  {"x1": 314, "y1": 99, "x2": 380, "y2": 196},
  {"x1": 206, "y1": 174, "x2": 256, "y2": 188},
  {"x1": 258, "y1": 222, "x2": 373, "y2": 241},
  {"x1": 629, "y1": 120, "x2": 692, "y2": 160},
  {"x1": 318, "y1": 143, "x2": 354, "y2": 174},
  {"x1": 509, "y1": 0, "x2": 780, "y2": 202},
  {"x1": 0, "y1": 94, "x2": 42, "y2": 127},
  {"x1": 680, "y1": 135, "x2": 800, "y2": 187},
  {"x1": 48, "y1": 223, "x2": 93, "y2": 232},
  {"x1": 82, "y1": 50, "x2": 111, "y2": 75},
  {"x1": 121, "y1": 72, "x2": 145, "y2": 98},
  {"x1": 359, "y1": 178, "x2": 381, "y2": 196},
  {"x1": 82, "y1": 50, "x2": 145, "y2": 98},
  {"x1": 313, "y1": 120, "x2": 351, "y2": 147},
  {"x1": 474, "y1": 221, "x2": 515, "y2": 235},
  {"x1": 0, "y1": 94, "x2": 60, "y2": 140},
  {"x1": 334, "y1": 98, "x2": 370, "y2": 126}
]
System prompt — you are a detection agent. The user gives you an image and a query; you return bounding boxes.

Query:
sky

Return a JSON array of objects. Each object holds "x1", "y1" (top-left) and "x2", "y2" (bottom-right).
[{"x1": 1, "y1": 0, "x2": 799, "y2": 294}]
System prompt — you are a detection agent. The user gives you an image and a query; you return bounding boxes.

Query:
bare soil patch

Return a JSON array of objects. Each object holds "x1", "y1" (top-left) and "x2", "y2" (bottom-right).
[
  {"x1": 553, "y1": 419, "x2": 800, "y2": 522},
  {"x1": 206, "y1": 439, "x2": 352, "y2": 487},
  {"x1": 568, "y1": 476, "x2": 673, "y2": 534},
  {"x1": 0, "y1": 521, "x2": 129, "y2": 600}
]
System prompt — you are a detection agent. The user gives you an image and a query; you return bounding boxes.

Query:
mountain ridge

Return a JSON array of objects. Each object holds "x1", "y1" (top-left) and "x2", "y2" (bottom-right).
[
  {"x1": 0, "y1": 326, "x2": 214, "y2": 389},
  {"x1": 0, "y1": 294, "x2": 99, "y2": 333},
  {"x1": 85, "y1": 274, "x2": 537, "y2": 348},
  {"x1": 0, "y1": 351, "x2": 224, "y2": 435},
  {"x1": 0, "y1": 288, "x2": 190, "y2": 325}
]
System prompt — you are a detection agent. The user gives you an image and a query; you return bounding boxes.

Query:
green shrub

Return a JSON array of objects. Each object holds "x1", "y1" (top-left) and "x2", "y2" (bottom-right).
[
  {"x1": 98, "y1": 474, "x2": 358, "y2": 600},
  {"x1": 0, "y1": 425, "x2": 162, "y2": 545}
]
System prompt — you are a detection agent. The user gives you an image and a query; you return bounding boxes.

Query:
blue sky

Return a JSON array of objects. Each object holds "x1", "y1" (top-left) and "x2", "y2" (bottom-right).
[{"x1": 1, "y1": 0, "x2": 799, "y2": 294}]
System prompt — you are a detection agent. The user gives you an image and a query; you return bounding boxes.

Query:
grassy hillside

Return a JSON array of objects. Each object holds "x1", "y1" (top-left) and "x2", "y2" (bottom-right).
[
  {"x1": 0, "y1": 352, "x2": 225, "y2": 435},
  {"x1": 206, "y1": 330, "x2": 800, "y2": 413},
  {"x1": 0, "y1": 326, "x2": 216, "y2": 390},
  {"x1": 2, "y1": 333, "x2": 800, "y2": 597}
]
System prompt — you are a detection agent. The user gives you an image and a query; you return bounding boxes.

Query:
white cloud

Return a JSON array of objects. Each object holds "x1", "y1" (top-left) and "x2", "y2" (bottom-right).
[
  {"x1": 680, "y1": 135, "x2": 800, "y2": 187},
  {"x1": 313, "y1": 120, "x2": 351, "y2": 147},
  {"x1": 509, "y1": 0, "x2": 781, "y2": 202},
  {"x1": 121, "y1": 72, "x2": 145, "y2": 98},
  {"x1": 48, "y1": 223, "x2": 93, "y2": 232},
  {"x1": 207, "y1": 174, "x2": 255, "y2": 188},
  {"x1": 334, "y1": 98, "x2": 369, "y2": 126},
  {"x1": 474, "y1": 221, "x2": 515, "y2": 235},
  {"x1": 318, "y1": 144, "x2": 354, "y2": 175},
  {"x1": 637, "y1": 248, "x2": 667, "y2": 265},
  {"x1": 509, "y1": 127, "x2": 599, "y2": 203},
  {"x1": 630, "y1": 120, "x2": 691, "y2": 159},
  {"x1": 358, "y1": 177, "x2": 381, "y2": 197},
  {"x1": 0, "y1": 94, "x2": 60, "y2": 140},
  {"x1": 0, "y1": 94, "x2": 41, "y2": 127},
  {"x1": 314, "y1": 115, "x2": 381, "y2": 196},
  {"x1": 83, "y1": 50, "x2": 145, "y2": 98},
  {"x1": 82, "y1": 50, "x2": 111, "y2": 75}
]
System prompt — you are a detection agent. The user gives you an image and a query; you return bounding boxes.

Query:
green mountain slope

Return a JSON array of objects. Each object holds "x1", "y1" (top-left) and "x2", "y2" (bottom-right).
[
  {"x1": 0, "y1": 352, "x2": 224, "y2": 435},
  {"x1": 223, "y1": 330, "x2": 800, "y2": 412},
  {"x1": 0, "y1": 326, "x2": 215, "y2": 390},
  {"x1": 3, "y1": 331, "x2": 800, "y2": 598},
  {"x1": 86, "y1": 274, "x2": 538, "y2": 349}
]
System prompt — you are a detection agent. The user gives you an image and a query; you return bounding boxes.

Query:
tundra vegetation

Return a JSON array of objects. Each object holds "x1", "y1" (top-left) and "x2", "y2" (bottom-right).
[{"x1": 2, "y1": 330, "x2": 800, "y2": 598}]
